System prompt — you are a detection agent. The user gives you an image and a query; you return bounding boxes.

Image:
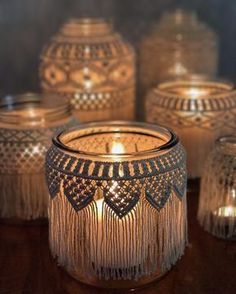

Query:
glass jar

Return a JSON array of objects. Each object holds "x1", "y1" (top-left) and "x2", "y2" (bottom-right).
[
  {"x1": 46, "y1": 121, "x2": 187, "y2": 288},
  {"x1": 0, "y1": 93, "x2": 73, "y2": 223},
  {"x1": 139, "y1": 9, "x2": 218, "y2": 98},
  {"x1": 198, "y1": 136, "x2": 236, "y2": 239},
  {"x1": 40, "y1": 18, "x2": 136, "y2": 122},
  {"x1": 145, "y1": 77, "x2": 236, "y2": 178}
]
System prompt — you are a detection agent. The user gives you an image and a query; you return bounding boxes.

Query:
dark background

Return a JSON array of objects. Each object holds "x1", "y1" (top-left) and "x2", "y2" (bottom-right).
[{"x1": 1, "y1": 0, "x2": 236, "y2": 95}]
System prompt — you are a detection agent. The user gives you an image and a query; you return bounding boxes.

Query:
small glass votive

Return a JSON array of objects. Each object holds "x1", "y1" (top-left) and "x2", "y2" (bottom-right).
[
  {"x1": 198, "y1": 136, "x2": 236, "y2": 239},
  {"x1": 40, "y1": 18, "x2": 136, "y2": 122},
  {"x1": 0, "y1": 93, "x2": 73, "y2": 222},
  {"x1": 145, "y1": 77, "x2": 236, "y2": 178},
  {"x1": 46, "y1": 121, "x2": 187, "y2": 289}
]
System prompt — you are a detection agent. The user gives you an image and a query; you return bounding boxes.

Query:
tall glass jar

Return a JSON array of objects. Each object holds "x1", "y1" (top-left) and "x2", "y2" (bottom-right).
[
  {"x1": 139, "y1": 9, "x2": 218, "y2": 98},
  {"x1": 40, "y1": 18, "x2": 136, "y2": 122},
  {"x1": 0, "y1": 93, "x2": 73, "y2": 222},
  {"x1": 198, "y1": 136, "x2": 236, "y2": 239}
]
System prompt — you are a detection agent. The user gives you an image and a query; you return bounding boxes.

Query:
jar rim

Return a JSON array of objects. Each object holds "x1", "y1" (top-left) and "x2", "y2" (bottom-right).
[
  {"x1": 59, "y1": 17, "x2": 113, "y2": 37},
  {"x1": 155, "y1": 76, "x2": 234, "y2": 100},
  {"x1": 216, "y1": 135, "x2": 236, "y2": 155},
  {"x1": 0, "y1": 93, "x2": 71, "y2": 128},
  {"x1": 52, "y1": 121, "x2": 179, "y2": 160}
]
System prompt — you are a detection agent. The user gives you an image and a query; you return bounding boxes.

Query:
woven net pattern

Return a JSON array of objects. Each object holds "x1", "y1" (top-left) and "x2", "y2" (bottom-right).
[
  {"x1": 46, "y1": 130, "x2": 186, "y2": 217},
  {"x1": 40, "y1": 20, "x2": 135, "y2": 114},
  {"x1": 146, "y1": 86, "x2": 236, "y2": 130}
]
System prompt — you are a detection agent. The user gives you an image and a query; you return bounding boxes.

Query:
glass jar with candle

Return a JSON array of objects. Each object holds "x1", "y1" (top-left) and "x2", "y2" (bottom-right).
[
  {"x1": 139, "y1": 9, "x2": 218, "y2": 99},
  {"x1": 39, "y1": 18, "x2": 136, "y2": 122},
  {"x1": 46, "y1": 121, "x2": 187, "y2": 289},
  {"x1": 0, "y1": 93, "x2": 73, "y2": 223},
  {"x1": 198, "y1": 136, "x2": 236, "y2": 239},
  {"x1": 145, "y1": 77, "x2": 236, "y2": 178}
]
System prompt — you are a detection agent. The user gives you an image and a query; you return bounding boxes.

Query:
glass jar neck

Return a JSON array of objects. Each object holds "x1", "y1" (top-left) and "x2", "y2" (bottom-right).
[
  {"x1": 159, "y1": 9, "x2": 198, "y2": 27},
  {"x1": 0, "y1": 93, "x2": 71, "y2": 128},
  {"x1": 60, "y1": 18, "x2": 113, "y2": 37},
  {"x1": 216, "y1": 136, "x2": 236, "y2": 156}
]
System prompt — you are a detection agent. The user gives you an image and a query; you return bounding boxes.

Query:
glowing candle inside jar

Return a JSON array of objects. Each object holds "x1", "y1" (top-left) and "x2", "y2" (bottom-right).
[
  {"x1": 213, "y1": 206, "x2": 236, "y2": 218},
  {"x1": 184, "y1": 87, "x2": 208, "y2": 99},
  {"x1": 92, "y1": 141, "x2": 146, "y2": 270}
]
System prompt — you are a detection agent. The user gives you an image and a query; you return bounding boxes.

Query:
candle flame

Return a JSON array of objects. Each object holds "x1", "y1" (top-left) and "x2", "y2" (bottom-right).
[
  {"x1": 111, "y1": 142, "x2": 125, "y2": 154},
  {"x1": 215, "y1": 206, "x2": 236, "y2": 217},
  {"x1": 188, "y1": 88, "x2": 202, "y2": 99},
  {"x1": 186, "y1": 88, "x2": 208, "y2": 99},
  {"x1": 231, "y1": 189, "x2": 236, "y2": 199}
]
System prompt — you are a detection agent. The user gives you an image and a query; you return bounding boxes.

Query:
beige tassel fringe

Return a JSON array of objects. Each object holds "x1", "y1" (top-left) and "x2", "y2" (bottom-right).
[
  {"x1": 0, "y1": 173, "x2": 48, "y2": 220},
  {"x1": 49, "y1": 191, "x2": 187, "y2": 281}
]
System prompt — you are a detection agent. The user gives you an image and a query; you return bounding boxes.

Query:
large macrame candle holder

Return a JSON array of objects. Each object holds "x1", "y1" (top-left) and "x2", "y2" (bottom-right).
[
  {"x1": 139, "y1": 9, "x2": 218, "y2": 98},
  {"x1": 198, "y1": 136, "x2": 236, "y2": 239},
  {"x1": 0, "y1": 93, "x2": 72, "y2": 222},
  {"x1": 40, "y1": 18, "x2": 136, "y2": 122},
  {"x1": 145, "y1": 77, "x2": 236, "y2": 178},
  {"x1": 46, "y1": 121, "x2": 187, "y2": 289}
]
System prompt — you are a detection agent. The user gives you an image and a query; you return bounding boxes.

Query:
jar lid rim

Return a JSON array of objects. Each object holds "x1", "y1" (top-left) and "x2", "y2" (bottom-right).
[
  {"x1": 216, "y1": 135, "x2": 236, "y2": 155},
  {"x1": 0, "y1": 93, "x2": 71, "y2": 128}
]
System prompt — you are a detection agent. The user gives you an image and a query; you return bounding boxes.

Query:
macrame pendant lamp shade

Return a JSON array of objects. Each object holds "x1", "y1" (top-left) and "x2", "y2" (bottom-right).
[
  {"x1": 40, "y1": 18, "x2": 136, "y2": 122},
  {"x1": 46, "y1": 121, "x2": 187, "y2": 289},
  {"x1": 198, "y1": 136, "x2": 236, "y2": 239},
  {"x1": 145, "y1": 77, "x2": 236, "y2": 178},
  {"x1": 139, "y1": 9, "x2": 218, "y2": 97},
  {"x1": 0, "y1": 93, "x2": 72, "y2": 222}
]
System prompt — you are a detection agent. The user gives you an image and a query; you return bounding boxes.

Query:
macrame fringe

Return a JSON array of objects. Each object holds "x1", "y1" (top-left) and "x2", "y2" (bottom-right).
[
  {"x1": 49, "y1": 191, "x2": 187, "y2": 281},
  {"x1": 0, "y1": 173, "x2": 48, "y2": 220}
]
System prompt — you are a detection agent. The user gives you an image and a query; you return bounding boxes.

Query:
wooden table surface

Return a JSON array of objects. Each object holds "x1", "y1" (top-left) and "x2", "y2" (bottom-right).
[{"x1": 0, "y1": 181, "x2": 235, "y2": 294}]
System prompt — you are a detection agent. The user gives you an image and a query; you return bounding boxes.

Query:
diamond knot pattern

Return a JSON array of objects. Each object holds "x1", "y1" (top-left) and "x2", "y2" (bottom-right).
[
  {"x1": 63, "y1": 177, "x2": 95, "y2": 211},
  {"x1": 145, "y1": 176, "x2": 172, "y2": 211},
  {"x1": 103, "y1": 179, "x2": 141, "y2": 218},
  {"x1": 46, "y1": 164, "x2": 63, "y2": 198}
]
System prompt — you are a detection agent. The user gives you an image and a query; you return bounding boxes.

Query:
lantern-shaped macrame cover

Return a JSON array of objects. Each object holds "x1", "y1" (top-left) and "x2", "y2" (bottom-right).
[
  {"x1": 145, "y1": 77, "x2": 236, "y2": 178},
  {"x1": 40, "y1": 18, "x2": 136, "y2": 122},
  {"x1": 139, "y1": 9, "x2": 218, "y2": 98},
  {"x1": 0, "y1": 93, "x2": 72, "y2": 221},
  {"x1": 46, "y1": 121, "x2": 187, "y2": 288},
  {"x1": 198, "y1": 136, "x2": 236, "y2": 239}
]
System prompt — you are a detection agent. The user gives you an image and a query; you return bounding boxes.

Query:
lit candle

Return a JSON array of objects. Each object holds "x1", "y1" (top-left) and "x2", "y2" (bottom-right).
[
  {"x1": 0, "y1": 93, "x2": 72, "y2": 221},
  {"x1": 47, "y1": 122, "x2": 187, "y2": 287},
  {"x1": 185, "y1": 87, "x2": 208, "y2": 99},
  {"x1": 213, "y1": 206, "x2": 236, "y2": 218},
  {"x1": 91, "y1": 141, "x2": 146, "y2": 270},
  {"x1": 212, "y1": 205, "x2": 236, "y2": 239}
]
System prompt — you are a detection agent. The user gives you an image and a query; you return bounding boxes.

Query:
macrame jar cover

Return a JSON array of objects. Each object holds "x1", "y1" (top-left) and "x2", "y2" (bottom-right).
[
  {"x1": 145, "y1": 77, "x2": 236, "y2": 178},
  {"x1": 198, "y1": 136, "x2": 236, "y2": 240},
  {"x1": 46, "y1": 121, "x2": 187, "y2": 289},
  {"x1": 139, "y1": 9, "x2": 218, "y2": 99},
  {"x1": 0, "y1": 93, "x2": 72, "y2": 221},
  {"x1": 40, "y1": 18, "x2": 136, "y2": 122}
]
